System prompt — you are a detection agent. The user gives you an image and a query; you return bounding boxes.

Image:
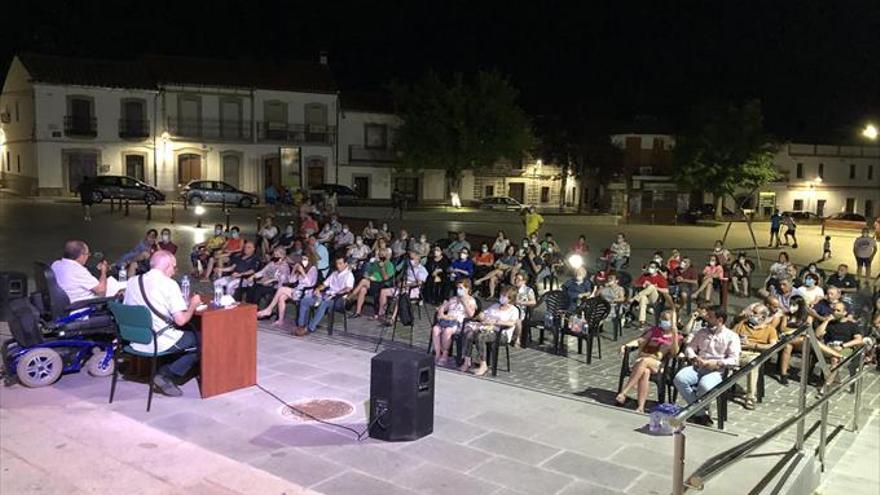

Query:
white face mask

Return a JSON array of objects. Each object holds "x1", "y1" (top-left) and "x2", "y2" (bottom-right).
[
  {"x1": 343, "y1": 228, "x2": 349, "y2": 233},
  {"x1": 460, "y1": 253, "x2": 468, "y2": 260},
  {"x1": 659, "y1": 320, "x2": 672, "y2": 330},
  {"x1": 482, "y1": 247, "x2": 488, "y2": 253},
  {"x1": 356, "y1": 239, "x2": 363, "y2": 246},
  {"x1": 285, "y1": 227, "x2": 294, "y2": 234},
  {"x1": 161, "y1": 234, "x2": 170, "y2": 242},
  {"x1": 499, "y1": 295, "x2": 509, "y2": 304},
  {"x1": 647, "y1": 267, "x2": 657, "y2": 274},
  {"x1": 301, "y1": 259, "x2": 308, "y2": 267},
  {"x1": 420, "y1": 237, "x2": 426, "y2": 243},
  {"x1": 456, "y1": 287, "x2": 466, "y2": 297}
]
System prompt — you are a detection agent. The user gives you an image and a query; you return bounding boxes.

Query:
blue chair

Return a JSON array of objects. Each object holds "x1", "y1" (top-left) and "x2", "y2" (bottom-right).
[{"x1": 107, "y1": 302, "x2": 195, "y2": 412}]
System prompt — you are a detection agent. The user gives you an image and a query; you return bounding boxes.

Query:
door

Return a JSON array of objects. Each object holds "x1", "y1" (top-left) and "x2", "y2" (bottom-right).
[
  {"x1": 177, "y1": 154, "x2": 202, "y2": 185},
  {"x1": 264, "y1": 156, "x2": 281, "y2": 190},
  {"x1": 353, "y1": 176, "x2": 369, "y2": 198},
  {"x1": 865, "y1": 200, "x2": 874, "y2": 219},
  {"x1": 508, "y1": 183, "x2": 525, "y2": 204},
  {"x1": 816, "y1": 199, "x2": 826, "y2": 218},
  {"x1": 394, "y1": 177, "x2": 419, "y2": 204},
  {"x1": 222, "y1": 155, "x2": 241, "y2": 188},
  {"x1": 125, "y1": 155, "x2": 145, "y2": 182},
  {"x1": 845, "y1": 198, "x2": 856, "y2": 214},
  {"x1": 307, "y1": 163, "x2": 324, "y2": 188},
  {"x1": 67, "y1": 152, "x2": 98, "y2": 193}
]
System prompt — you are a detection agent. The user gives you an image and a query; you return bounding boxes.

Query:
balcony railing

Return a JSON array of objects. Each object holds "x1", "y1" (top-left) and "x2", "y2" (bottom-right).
[
  {"x1": 118, "y1": 119, "x2": 150, "y2": 139},
  {"x1": 349, "y1": 145, "x2": 398, "y2": 163},
  {"x1": 167, "y1": 117, "x2": 253, "y2": 141},
  {"x1": 256, "y1": 122, "x2": 336, "y2": 145},
  {"x1": 64, "y1": 116, "x2": 97, "y2": 137}
]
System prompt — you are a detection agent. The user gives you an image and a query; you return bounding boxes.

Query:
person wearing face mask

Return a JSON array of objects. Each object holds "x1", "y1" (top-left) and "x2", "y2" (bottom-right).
[
  {"x1": 299, "y1": 213, "x2": 319, "y2": 237},
  {"x1": 388, "y1": 229, "x2": 410, "y2": 261},
  {"x1": 317, "y1": 222, "x2": 336, "y2": 245},
  {"x1": 257, "y1": 253, "x2": 318, "y2": 326},
  {"x1": 459, "y1": 286, "x2": 520, "y2": 376},
  {"x1": 562, "y1": 267, "x2": 593, "y2": 311},
  {"x1": 616, "y1": 309, "x2": 681, "y2": 412},
  {"x1": 475, "y1": 245, "x2": 519, "y2": 299},
  {"x1": 650, "y1": 251, "x2": 667, "y2": 275},
  {"x1": 512, "y1": 272, "x2": 537, "y2": 346},
  {"x1": 631, "y1": 261, "x2": 670, "y2": 325},
  {"x1": 811, "y1": 286, "x2": 851, "y2": 322},
  {"x1": 412, "y1": 234, "x2": 431, "y2": 259},
  {"x1": 666, "y1": 249, "x2": 682, "y2": 272},
  {"x1": 346, "y1": 236, "x2": 371, "y2": 271},
  {"x1": 424, "y1": 246, "x2": 451, "y2": 305},
  {"x1": 733, "y1": 304, "x2": 778, "y2": 409},
  {"x1": 730, "y1": 253, "x2": 753, "y2": 297},
  {"x1": 348, "y1": 248, "x2": 396, "y2": 319},
  {"x1": 378, "y1": 251, "x2": 429, "y2": 324},
  {"x1": 431, "y1": 279, "x2": 477, "y2": 365},
  {"x1": 276, "y1": 223, "x2": 297, "y2": 252},
  {"x1": 333, "y1": 224, "x2": 355, "y2": 252},
  {"x1": 825, "y1": 264, "x2": 859, "y2": 294},
  {"x1": 712, "y1": 240, "x2": 731, "y2": 266},
  {"x1": 158, "y1": 228, "x2": 178, "y2": 255},
  {"x1": 670, "y1": 256, "x2": 699, "y2": 313},
  {"x1": 609, "y1": 233, "x2": 631, "y2": 270},
  {"x1": 118, "y1": 229, "x2": 160, "y2": 277},
  {"x1": 246, "y1": 247, "x2": 291, "y2": 305},
  {"x1": 815, "y1": 302, "x2": 863, "y2": 382},
  {"x1": 796, "y1": 263, "x2": 826, "y2": 287},
  {"x1": 692, "y1": 254, "x2": 725, "y2": 303},
  {"x1": 673, "y1": 306, "x2": 740, "y2": 425},
  {"x1": 259, "y1": 216, "x2": 279, "y2": 256},
  {"x1": 445, "y1": 231, "x2": 471, "y2": 259},
  {"x1": 449, "y1": 249, "x2": 475, "y2": 287},
  {"x1": 213, "y1": 241, "x2": 261, "y2": 297},
  {"x1": 778, "y1": 295, "x2": 809, "y2": 385},
  {"x1": 492, "y1": 230, "x2": 510, "y2": 255},
  {"x1": 794, "y1": 273, "x2": 824, "y2": 307},
  {"x1": 473, "y1": 244, "x2": 495, "y2": 283},
  {"x1": 362, "y1": 221, "x2": 379, "y2": 243},
  {"x1": 540, "y1": 233, "x2": 559, "y2": 254},
  {"x1": 377, "y1": 222, "x2": 391, "y2": 241},
  {"x1": 191, "y1": 224, "x2": 226, "y2": 277},
  {"x1": 202, "y1": 226, "x2": 244, "y2": 281}
]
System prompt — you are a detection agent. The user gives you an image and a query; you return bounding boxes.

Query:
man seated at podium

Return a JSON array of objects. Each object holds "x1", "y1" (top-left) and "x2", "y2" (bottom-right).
[
  {"x1": 124, "y1": 250, "x2": 203, "y2": 397},
  {"x1": 294, "y1": 256, "x2": 354, "y2": 336}
]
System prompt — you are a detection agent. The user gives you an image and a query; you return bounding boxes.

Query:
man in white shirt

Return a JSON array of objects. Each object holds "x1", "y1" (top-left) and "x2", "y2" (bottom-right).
[
  {"x1": 123, "y1": 250, "x2": 202, "y2": 397},
  {"x1": 51, "y1": 240, "x2": 124, "y2": 303},
  {"x1": 294, "y1": 257, "x2": 354, "y2": 336},
  {"x1": 853, "y1": 228, "x2": 877, "y2": 283}
]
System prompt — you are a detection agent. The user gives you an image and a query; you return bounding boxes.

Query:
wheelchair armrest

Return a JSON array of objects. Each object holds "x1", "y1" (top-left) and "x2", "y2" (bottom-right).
[{"x1": 67, "y1": 296, "x2": 119, "y2": 311}]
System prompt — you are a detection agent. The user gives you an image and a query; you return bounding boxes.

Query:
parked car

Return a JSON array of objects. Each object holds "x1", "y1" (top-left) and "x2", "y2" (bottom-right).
[
  {"x1": 824, "y1": 212, "x2": 868, "y2": 231},
  {"x1": 480, "y1": 196, "x2": 525, "y2": 212},
  {"x1": 309, "y1": 184, "x2": 360, "y2": 205},
  {"x1": 85, "y1": 175, "x2": 165, "y2": 205},
  {"x1": 782, "y1": 211, "x2": 825, "y2": 224},
  {"x1": 687, "y1": 203, "x2": 735, "y2": 218},
  {"x1": 179, "y1": 180, "x2": 259, "y2": 208}
]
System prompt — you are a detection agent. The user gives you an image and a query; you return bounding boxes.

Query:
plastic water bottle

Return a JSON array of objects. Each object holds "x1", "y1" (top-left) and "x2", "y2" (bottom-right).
[
  {"x1": 213, "y1": 284, "x2": 224, "y2": 307},
  {"x1": 118, "y1": 264, "x2": 128, "y2": 283},
  {"x1": 181, "y1": 275, "x2": 191, "y2": 302}
]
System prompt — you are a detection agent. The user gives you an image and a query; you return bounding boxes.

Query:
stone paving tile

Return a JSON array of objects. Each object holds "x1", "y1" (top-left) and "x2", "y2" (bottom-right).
[
  {"x1": 251, "y1": 447, "x2": 348, "y2": 487},
  {"x1": 468, "y1": 457, "x2": 574, "y2": 495},
  {"x1": 327, "y1": 444, "x2": 426, "y2": 479},
  {"x1": 542, "y1": 451, "x2": 643, "y2": 491},
  {"x1": 312, "y1": 471, "x2": 418, "y2": 495},
  {"x1": 468, "y1": 431, "x2": 561, "y2": 465},
  {"x1": 607, "y1": 446, "x2": 674, "y2": 477},
  {"x1": 399, "y1": 436, "x2": 491, "y2": 472},
  {"x1": 623, "y1": 473, "x2": 671, "y2": 495},
  {"x1": 532, "y1": 423, "x2": 628, "y2": 460},
  {"x1": 431, "y1": 415, "x2": 490, "y2": 444},
  {"x1": 465, "y1": 409, "x2": 547, "y2": 436},
  {"x1": 392, "y1": 463, "x2": 503, "y2": 495},
  {"x1": 558, "y1": 481, "x2": 626, "y2": 495}
]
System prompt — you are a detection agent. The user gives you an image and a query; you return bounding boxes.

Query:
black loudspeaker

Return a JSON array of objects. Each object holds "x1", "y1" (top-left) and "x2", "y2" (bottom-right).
[
  {"x1": 0, "y1": 272, "x2": 27, "y2": 322},
  {"x1": 369, "y1": 349, "x2": 434, "y2": 441}
]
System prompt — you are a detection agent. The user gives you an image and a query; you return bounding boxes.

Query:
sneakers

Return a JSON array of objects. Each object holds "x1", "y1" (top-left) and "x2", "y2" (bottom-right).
[{"x1": 152, "y1": 374, "x2": 183, "y2": 397}]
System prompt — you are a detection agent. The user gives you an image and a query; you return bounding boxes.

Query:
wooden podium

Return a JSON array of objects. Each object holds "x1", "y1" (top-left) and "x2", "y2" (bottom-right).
[{"x1": 194, "y1": 303, "x2": 257, "y2": 398}]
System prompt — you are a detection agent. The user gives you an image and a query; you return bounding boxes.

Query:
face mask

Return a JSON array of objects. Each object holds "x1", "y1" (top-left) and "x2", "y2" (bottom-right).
[
  {"x1": 804, "y1": 278, "x2": 815, "y2": 287},
  {"x1": 343, "y1": 228, "x2": 349, "y2": 233},
  {"x1": 648, "y1": 267, "x2": 657, "y2": 274},
  {"x1": 382, "y1": 224, "x2": 388, "y2": 231},
  {"x1": 482, "y1": 247, "x2": 488, "y2": 253},
  {"x1": 608, "y1": 279, "x2": 617, "y2": 286},
  {"x1": 714, "y1": 247, "x2": 721, "y2": 252},
  {"x1": 231, "y1": 232, "x2": 240, "y2": 239},
  {"x1": 833, "y1": 312, "x2": 844, "y2": 320},
  {"x1": 523, "y1": 241, "x2": 529, "y2": 247},
  {"x1": 809, "y1": 267, "x2": 816, "y2": 273},
  {"x1": 748, "y1": 315, "x2": 762, "y2": 326},
  {"x1": 161, "y1": 234, "x2": 170, "y2": 242},
  {"x1": 356, "y1": 239, "x2": 363, "y2": 246},
  {"x1": 456, "y1": 287, "x2": 466, "y2": 297},
  {"x1": 576, "y1": 276, "x2": 585, "y2": 283},
  {"x1": 301, "y1": 259, "x2": 308, "y2": 267},
  {"x1": 789, "y1": 305, "x2": 799, "y2": 313},
  {"x1": 285, "y1": 227, "x2": 294, "y2": 235},
  {"x1": 214, "y1": 229, "x2": 222, "y2": 236},
  {"x1": 411, "y1": 259, "x2": 420, "y2": 266},
  {"x1": 659, "y1": 320, "x2": 672, "y2": 330},
  {"x1": 420, "y1": 237, "x2": 426, "y2": 243},
  {"x1": 837, "y1": 271, "x2": 846, "y2": 277},
  {"x1": 460, "y1": 253, "x2": 468, "y2": 260},
  {"x1": 654, "y1": 257, "x2": 663, "y2": 263},
  {"x1": 499, "y1": 295, "x2": 509, "y2": 304},
  {"x1": 709, "y1": 261, "x2": 716, "y2": 266}
]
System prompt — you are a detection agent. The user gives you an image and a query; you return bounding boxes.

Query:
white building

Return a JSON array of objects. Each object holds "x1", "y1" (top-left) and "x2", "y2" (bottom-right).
[
  {"x1": 758, "y1": 142, "x2": 880, "y2": 219},
  {"x1": 0, "y1": 53, "x2": 339, "y2": 196}
]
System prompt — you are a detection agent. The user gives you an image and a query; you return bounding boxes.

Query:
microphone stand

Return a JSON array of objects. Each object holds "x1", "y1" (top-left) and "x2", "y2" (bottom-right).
[{"x1": 374, "y1": 259, "x2": 413, "y2": 353}]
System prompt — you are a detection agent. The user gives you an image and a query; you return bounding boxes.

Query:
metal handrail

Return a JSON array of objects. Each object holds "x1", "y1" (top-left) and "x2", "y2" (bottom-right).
[
  {"x1": 669, "y1": 325, "x2": 808, "y2": 428},
  {"x1": 685, "y1": 362, "x2": 872, "y2": 490}
]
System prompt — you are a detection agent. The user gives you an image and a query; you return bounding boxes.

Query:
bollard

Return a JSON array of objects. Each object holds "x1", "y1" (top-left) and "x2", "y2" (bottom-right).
[
  {"x1": 256, "y1": 215, "x2": 262, "y2": 235},
  {"x1": 146, "y1": 203, "x2": 152, "y2": 221},
  {"x1": 821, "y1": 220, "x2": 826, "y2": 237},
  {"x1": 170, "y1": 202, "x2": 175, "y2": 224},
  {"x1": 225, "y1": 209, "x2": 231, "y2": 231},
  {"x1": 124, "y1": 199, "x2": 130, "y2": 216},
  {"x1": 183, "y1": 197, "x2": 188, "y2": 210},
  {"x1": 110, "y1": 197, "x2": 115, "y2": 212}
]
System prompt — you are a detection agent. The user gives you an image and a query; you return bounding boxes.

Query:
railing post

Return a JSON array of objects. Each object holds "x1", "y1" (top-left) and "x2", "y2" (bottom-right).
[
  {"x1": 819, "y1": 401, "x2": 829, "y2": 472},
  {"x1": 124, "y1": 199, "x2": 130, "y2": 217},
  {"x1": 673, "y1": 430, "x2": 686, "y2": 495},
  {"x1": 256, "y1": 215, "x2": 262, "y2": 235},
  {"x1": 110, "y1": 197, "x2": 115, "y2": 212},
  {"x1": 225, "y1": 208, "x2": 231, "y2": 232},
  {"x1": 852, "y1": 372, "x2": 863, "y2": 432},
  {"x1": 146, "y1": 203, "x2": 152, "y2": 221},
  {"x1": 795, "y1": 335, "x2": 811, "y2": 451},
  {"x1": 170, "y1": 202, "x2": 175, "y2": 224}
]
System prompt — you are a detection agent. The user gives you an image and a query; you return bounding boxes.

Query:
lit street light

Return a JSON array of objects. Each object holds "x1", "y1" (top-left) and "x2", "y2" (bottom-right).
[
  {"x1": 862, "y1": 124, "x2": 878, "y2": 141},
  {"x1": 195, "y1": 205, "x2": 205, "y2": 228}
]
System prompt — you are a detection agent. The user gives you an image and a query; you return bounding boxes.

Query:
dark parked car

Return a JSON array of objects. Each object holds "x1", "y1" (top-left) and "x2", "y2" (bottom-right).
[
  {"x1": 687, "y1": 203, "x2": 735, "y2": 218},
  {"x1": 480, "y1": 196, "x2": 526, "y2": 212},
  {"x1": 825, "y1": 212, "x2": 868, "y2": 230},
  {"x1": 85, "y1": 175, "x2": 165, "y2": 205},
  {"x1": 179, "y1": 180, "x2": 259, "y2": 208},
  {"x1": 309, "y1": 184, "x2": 359, "y2": 205}
]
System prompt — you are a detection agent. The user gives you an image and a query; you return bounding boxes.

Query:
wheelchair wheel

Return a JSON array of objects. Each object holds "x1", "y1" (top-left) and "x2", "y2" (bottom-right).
[
  {"x1": 16, "y1": 348, "x2": 63, "y2": 387},
  {"x1": 86, "y1": 349, "x2": 115, "y2": 377}
]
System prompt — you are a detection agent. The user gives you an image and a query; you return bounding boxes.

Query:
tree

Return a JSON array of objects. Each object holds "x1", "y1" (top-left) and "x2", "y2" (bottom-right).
[
  {"x1": 673, "y1": 100, "x2": 778, "y2": 219},
  {"x1": 391, "y1": 71, "x2": 536, "y2": 196}
]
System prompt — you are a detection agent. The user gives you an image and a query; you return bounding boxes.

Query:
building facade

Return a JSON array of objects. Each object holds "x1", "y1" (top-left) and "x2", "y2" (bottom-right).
[{"x1": 0, "y1": 54, "x2": 338, "y2": 196}]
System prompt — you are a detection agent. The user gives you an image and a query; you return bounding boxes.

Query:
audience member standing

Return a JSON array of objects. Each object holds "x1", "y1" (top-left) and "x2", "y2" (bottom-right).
[{"x1": 853, "y1": 228, "x2": 877, "y2": 284}]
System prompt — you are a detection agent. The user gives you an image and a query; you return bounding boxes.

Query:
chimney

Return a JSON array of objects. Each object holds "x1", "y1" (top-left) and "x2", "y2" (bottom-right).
[{"x1": 319, "y1": 50, "x2": 328, "y2": 65}]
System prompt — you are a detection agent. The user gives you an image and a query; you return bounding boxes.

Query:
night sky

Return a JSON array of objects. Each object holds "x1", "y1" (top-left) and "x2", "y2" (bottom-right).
[{"x1": 3, "y1": 0, "x2": 879, "y2": 142}]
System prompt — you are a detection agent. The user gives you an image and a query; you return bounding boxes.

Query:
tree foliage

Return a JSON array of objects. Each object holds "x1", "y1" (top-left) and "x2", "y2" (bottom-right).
[
  {"x1": 673, "y1": 100, "x2": 778, "y2": 214},
  {"x1": 390, "y1": 71, "x2": 536, "y2": 185}
]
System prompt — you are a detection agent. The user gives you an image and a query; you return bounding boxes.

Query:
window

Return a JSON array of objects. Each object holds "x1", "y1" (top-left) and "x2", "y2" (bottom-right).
[
  {"x1": 795, "y1": 163, "x2": 804, "y2": 178},
  {"x1": 16, "y1": 155, "x2": 20, "y2": 173},
  {"x1": 364, "y1": 124, "x2": 388, "y2": 149},
  {"x1": 4, "y1": 151, "x2": 8, "y2": 171},
  {"x1": 304, "y1": 103, "x2": 327, "y2": 125},
  {"x1": 793, "y1": 199, "x2": 804, "y2": 211},
  {"x1": 540, "y1": 187, "x2": 550, "y2": 203},
  {"x1": 866, "y1": 200, "x2": 874, "y2": 219},
  {"x1": 263, "y1": 101, "x2": 288, "y2": 140},
  {"x1": 177, "y1": 95, "x2": 202, "y2": 137},
  {"x1": 125, "y1": 155, "x2": 145, "y2": 181},
  {"x1": 484, "y1": 185, "x2": 495, "y2": 197},
  {"x1": 65, "y1": 96, "x2": 96, "y2": 136},
  {"x1": 14, "y1": 100, "x2": 19, "y2": 122},
  {"x1": 818, "y1": 163, "x2": 824, "y2": 179},
  {"x1": 849, "y1": 164, "x2": 856, "y2": 180},
  {"x1": 220, "y1": 98, "x2": 243, "y2": 139},
  {"x1": 868, "y1": 165, "x2": 874, "y2": 180},
  {"x1": 638, "y1": 166, "x2": 653, "y2": 175},
  {"x1": 120, "y1": 99, "x2": 148, "y2": 138}
]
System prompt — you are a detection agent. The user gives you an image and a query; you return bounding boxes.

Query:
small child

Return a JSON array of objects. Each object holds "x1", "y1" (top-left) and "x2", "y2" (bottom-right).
[{"x1": 822, "y1": 235, "x2": 832, "y2": 261}]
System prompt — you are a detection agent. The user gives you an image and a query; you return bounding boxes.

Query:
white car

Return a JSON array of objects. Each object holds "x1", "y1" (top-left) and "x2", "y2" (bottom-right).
[{"x1": 480, "y1": 196, "x2": 525, "y2": 212}]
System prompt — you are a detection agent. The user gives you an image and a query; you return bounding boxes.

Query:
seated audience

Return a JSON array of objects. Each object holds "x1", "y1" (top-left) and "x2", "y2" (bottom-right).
[
  {"x1": 734, "y1": 304, "x2": 778, "y2": 410},
  {"x1": 778, "y1": 295, "x2": 810, "y2": 385},
  {"x1": 729, "y1": 253, "x2": 753, "y2": 297},
  {"x1": 815, "y1": 302, "x2": 864, "y2": 382},
  {"x1": 692, "y1": 254, "x2": 725, "y2": 303},
  {"x1": 474, "y1": 244, "x2": 518, "y2": 299},
  {"x1": 473, "y1": 244, "x2": 495, "y2": 281},
  {"x1": 349, "y1": 249, "x2": 396, "y2": 318},
  {"x1": 158, "y1": 228, "x2": 178, "y2": 254},
  {"x1": 390, "y1": 230, "x2": 411, "y2": 260},
  {"x1": 512, "y1": 272, "x2": 537, "y2": 345},
  {"x1": 294, "y1": 257, "x2": 354, "y2": 336},
  {"x1": 449, "y1": 248, "x2": 475, "y2": 285},
  {"x1": 609, "y1": 233, "x2": 631, "y2": 270},
  {"x1": 118, "y1": 229, "x2": 159, "y2": 276},
  {"x1": 631, "y1": 261, "x2": 670, "y2": 325},
  {"x1": 825, "y1": 264, "x2": 859, "y2": 294},
  {"x1": 571, "y1": 234, "x2": 589, "y2": 255},
  {"x1": 561, "y1": 267, "x2": 593, "y2": 312},
  {"x1": 795, "y1": 273, "x2": 825, "y2": 307},
  {"x1": 445, "y1": 231, "x2": 471, "y2": 259},
  {"x1": 430, "y1": 279, "x2": 477, "y2": 365},
  {"x1": 424, "y1": 246, "x2": 451, "y2": 305},
  {"x1": 333, "y1": 224, "x2": 354, "y2": 253},
  {"x1": 458, "y1": 286, "x2": 520, "y2": 376},
  {"x1": 412, "y1": 234, "x2": 431, "y2": 259},
  {"x1": 362, "y1": 221, "x2": 379, "y2": 243},
  {"x1": 378, "y1": 251, "x2": 429, "y2": 324},
  {"x1": 257, "y1": 254, "x2": 319, "y2": 325},
  {"x1": 259, "y1": 216, "x2": 279, "y2": 256},
  {"x1": 213, "y1": 241, "x2": 261, "y2": 296},
  {"x1": 245, "y1": 247, "x2": 290, "y2": 304},
  {"x1": 203, "y1": 226, "x2": 244, "y2": 281},
  {"x1": 616, "y1": 309, "x2": 680, "y2": 412},
  {"x1": 191, "y1": 224, "x2": 226, "y2": 277},
  {"x1": 492, "y1": 230, "x2": 510, "y2": 256},
  {"x1": 670, "y1": 256, "x2": 699, "y2": 311}
]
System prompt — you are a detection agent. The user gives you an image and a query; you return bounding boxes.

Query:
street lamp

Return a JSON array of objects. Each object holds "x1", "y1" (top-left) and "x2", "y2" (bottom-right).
[
  {"x1": 862, "y1": 124, "x2": 878, "y2": 141},
  {"x1": 194, "y1": 205, "x2": 205, "y2": 228}
]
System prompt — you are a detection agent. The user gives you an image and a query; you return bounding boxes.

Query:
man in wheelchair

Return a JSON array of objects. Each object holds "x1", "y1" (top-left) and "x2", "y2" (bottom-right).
[{"x1": 51, "y1": 240, "x2": 125, "y2": 303}]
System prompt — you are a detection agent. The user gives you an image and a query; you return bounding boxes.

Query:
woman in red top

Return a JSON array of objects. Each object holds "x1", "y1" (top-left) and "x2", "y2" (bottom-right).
[
  {"x1": 571, "y1": 235, "x2": 589, "y2": 255},
  {"x1": 666, "y1": 249, "x2": 681, "y2": 272},
  {"x1": 616, "y1": 309, "x2": 680, "y2": 412},
  {"x1": 473, "y1": 244, "x2": 495, "y2": 282},
  {"x1": 693, "y1": 254, "x2": 725, "y2": 303}
]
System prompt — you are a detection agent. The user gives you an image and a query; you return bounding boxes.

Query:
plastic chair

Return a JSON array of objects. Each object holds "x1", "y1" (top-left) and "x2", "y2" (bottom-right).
[
  {"x1": 617, "y1": 347, "x2": 676, "y2": 403},
  {"x1": 107, "y1": 302, "x2": 194, "y2": 412}
]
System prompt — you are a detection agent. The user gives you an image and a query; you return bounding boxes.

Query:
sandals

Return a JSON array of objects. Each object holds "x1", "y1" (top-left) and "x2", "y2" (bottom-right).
[{"x1": 743, "y1": 397, "x2": 756, "y2": 410}]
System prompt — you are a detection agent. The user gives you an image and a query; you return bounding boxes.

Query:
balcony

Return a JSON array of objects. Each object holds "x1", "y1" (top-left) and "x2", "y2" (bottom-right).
[
  {"x1": 64, "y1": 116, "x2": 97, "y2": 137},
  {"x1": 118, "y1": 119, "x2": 150, "y2": 139},
  {"x1": 167, "y1": 117, "x2": 253, "y2": 141},
  {"x1": 256, "y1": 122, "x2": 336, "y2": 145},
  {"x1": 349, "y1": 145, "x2": 398, "y2": 163}
]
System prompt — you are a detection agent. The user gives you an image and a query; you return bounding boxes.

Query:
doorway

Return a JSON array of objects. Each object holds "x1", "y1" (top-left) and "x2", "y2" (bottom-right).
[
  {"x1": 307, "y1": 158, "x2": 325, "y2": 188},
  {"x1": 845, "y1": 198, "x2": 855, "y2": 214},
  {"x1": 264, "y1": 156, "x2": 281, "y2": 190},
  {"x1": 177, "y1": 153, "x2": 202, "y2": 185},
  {"x1": 67, "y1": 152, "x2": 98, "y2": 193},
  {"x1": 508, "y1": 183, "x2": 525, "y2": 204},
  {"x1": 816, "y1": 199, "x2": 826, "y2": 218},
  {"x1": 394, "y1": 177, "x2": 419, "y2": 204},
  {"x1": 865, "y1": 200, "x2": 874, "y2": 219},
  {"x1": 353, "y1": 176, "x2": 369, "y2": 198},
  {"x1": 125, "y1": 155, "x2": 145, "y2": 181}
]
